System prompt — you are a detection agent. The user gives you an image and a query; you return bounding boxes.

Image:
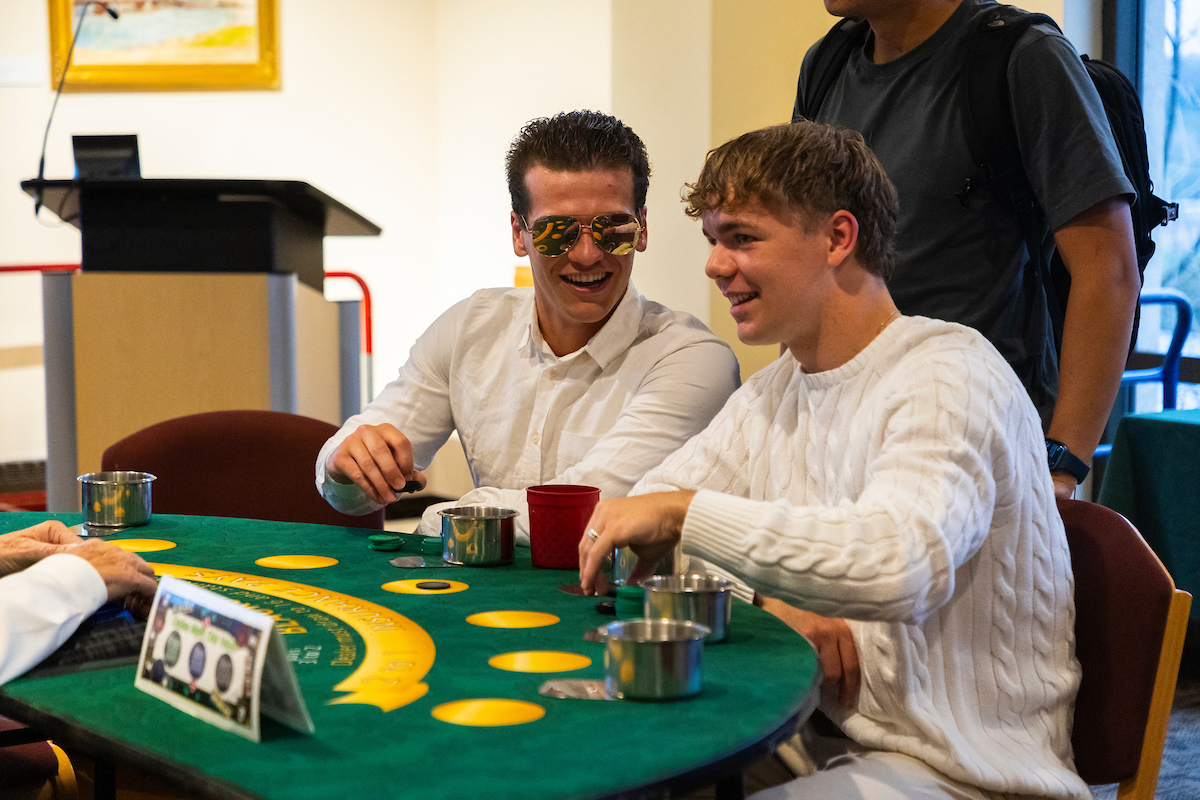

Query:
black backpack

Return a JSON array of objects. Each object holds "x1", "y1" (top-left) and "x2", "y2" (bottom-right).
[{"x1": 793, "y1": 5, "x2": 1178, "y2": 353}]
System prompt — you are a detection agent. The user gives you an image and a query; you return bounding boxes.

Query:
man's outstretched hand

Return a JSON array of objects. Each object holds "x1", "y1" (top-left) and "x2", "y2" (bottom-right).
[
  {"x1": 577, "y1": 491, "x2": 695, "y2": 595},
  {"x1": 325, "y1": 423, "x2": 427, "y2": 505}
]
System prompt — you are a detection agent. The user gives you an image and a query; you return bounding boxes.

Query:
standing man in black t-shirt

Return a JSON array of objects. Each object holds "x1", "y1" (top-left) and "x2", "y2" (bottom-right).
[{"x1": 795, "y1": 0, "x2": 1138, "y2": 500}]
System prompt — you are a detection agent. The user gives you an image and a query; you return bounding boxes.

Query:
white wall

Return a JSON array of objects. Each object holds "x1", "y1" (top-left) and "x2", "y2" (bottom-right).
[
  {"x1": 2, "y1": 0, "x2": 717, "y2": 465},
  {"x1": 612, "y1": 0, "x2": 713, "y2": 322},
  {"x1": 433, "y1": 0, "x2": 612, "y2": 307}
]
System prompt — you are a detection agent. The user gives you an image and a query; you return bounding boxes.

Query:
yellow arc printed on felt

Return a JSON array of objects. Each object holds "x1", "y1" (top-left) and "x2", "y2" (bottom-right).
[{"x1": 151, "y1": 564, "x2": 434, "y2": 712}]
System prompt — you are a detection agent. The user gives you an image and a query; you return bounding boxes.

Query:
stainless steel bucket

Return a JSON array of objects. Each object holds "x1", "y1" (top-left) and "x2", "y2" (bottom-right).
[
  {"x1": 78, "y1": 471, "x2": 156, "y2": 528},
  {"x1": 642, "y1": 575, "x2": 733, "y2": 642},
  {"x1": 603, "y1": 619, "x2": 710, "y2": 700},
  {"x1": 439, "y1": 506, "x2": 518, "y2": 566}
]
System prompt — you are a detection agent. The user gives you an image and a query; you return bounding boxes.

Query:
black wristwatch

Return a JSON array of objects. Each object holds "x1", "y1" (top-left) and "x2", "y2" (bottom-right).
[{"x1": 1045, "y1": 438, "x2": 1090, "y2": 484}]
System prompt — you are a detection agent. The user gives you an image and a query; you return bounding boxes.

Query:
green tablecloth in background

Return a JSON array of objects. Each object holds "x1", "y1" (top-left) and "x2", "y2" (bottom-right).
[
  {"x1": 0, "y1": 512, "x2": 818, "y2": 800},
  {"x1": 1099, "y1": 409, "x2": 1200, "y2": 621}
]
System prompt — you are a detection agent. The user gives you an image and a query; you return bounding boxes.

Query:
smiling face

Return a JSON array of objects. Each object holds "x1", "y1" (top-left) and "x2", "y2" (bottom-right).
[
  {"x1": 702, "y1": 201, "x2": 837, "y2": 353},
  {"x1": 512, "y1": 166, "x2": 646, "y2": 355}
]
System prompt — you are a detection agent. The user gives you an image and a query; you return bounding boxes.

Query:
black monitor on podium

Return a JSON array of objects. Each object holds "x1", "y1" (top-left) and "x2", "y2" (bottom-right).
[{"x1": 72, "y1": 134, "x2": 141, "y2": 180}]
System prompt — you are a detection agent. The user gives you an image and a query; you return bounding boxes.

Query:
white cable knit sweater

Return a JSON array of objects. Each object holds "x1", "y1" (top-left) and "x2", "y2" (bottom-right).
[{"x1": 636, "y1": 316, "x2": 1087, "y2": 800}]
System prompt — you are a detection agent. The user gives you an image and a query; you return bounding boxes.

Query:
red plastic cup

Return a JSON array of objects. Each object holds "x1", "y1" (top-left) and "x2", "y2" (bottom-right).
[{"x1": 526, "y1": 484, "x2": 601, "y2": 569}]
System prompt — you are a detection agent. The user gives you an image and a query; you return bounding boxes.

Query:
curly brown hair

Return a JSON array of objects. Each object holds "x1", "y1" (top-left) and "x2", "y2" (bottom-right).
[
  {"x1": 683, "y1": 122, "x2": 898, "y2": 279},
  {"x1": 506, "y1": 110, "x2": 651, "y2": 219}
]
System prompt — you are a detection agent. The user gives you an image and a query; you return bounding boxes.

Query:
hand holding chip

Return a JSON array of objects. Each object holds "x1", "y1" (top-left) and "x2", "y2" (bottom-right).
[
  {"x1": 577, "y1": 491, "x2": 695, "y2": 595},
  {"x1": 325, "y1": 423, "x2": 428, "y2": 505}
]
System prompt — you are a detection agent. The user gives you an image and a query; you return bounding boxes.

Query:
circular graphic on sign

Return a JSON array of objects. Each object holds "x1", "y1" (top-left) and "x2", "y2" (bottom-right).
[
  {"x1": 431, "y1": 699, "x2": 545, "y2": 727},
  {"x1": 465, "y1": 611, "x2": 559, "y2": 629},
  {"x1": 215, "y1": 653, "x2": 234, "y2": 693},
  {"x1": 188, "y1": 642, "x2": 206, "y2": 679},
  {"x1": 163, "y1": 630, "x2": 182, "y2": 667},
  {"x1": 487, "y1": 651, "x2": 591, "y2": 673},
  {"x1": 383, "y1": 579, "x2": 469, "y2": 595},
  {"x1": 113, "y1": 539, "x2": 176, "y2": 553},
  {"x1": 254, "y1": 555, "x2": 339, "y2": 569}
]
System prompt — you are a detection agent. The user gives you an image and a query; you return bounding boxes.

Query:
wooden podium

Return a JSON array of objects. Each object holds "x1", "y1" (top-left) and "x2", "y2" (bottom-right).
[{"x1": 26, "y1": 179, "x2": 382, "y2": 511}]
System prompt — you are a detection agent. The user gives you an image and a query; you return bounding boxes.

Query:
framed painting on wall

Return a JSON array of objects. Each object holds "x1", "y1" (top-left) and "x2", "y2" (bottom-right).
[{"x1": 48, "y1": 0, "x2": 279, "y2": 92}]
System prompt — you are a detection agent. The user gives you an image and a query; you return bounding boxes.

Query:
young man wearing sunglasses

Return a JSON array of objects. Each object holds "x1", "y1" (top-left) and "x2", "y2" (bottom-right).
[
  {"x1": 578, "y1": 122, "x2": 1085, "y2": 799},
  {"x1": 317, "y1": 111, "x2": 739, "y2": 541}
]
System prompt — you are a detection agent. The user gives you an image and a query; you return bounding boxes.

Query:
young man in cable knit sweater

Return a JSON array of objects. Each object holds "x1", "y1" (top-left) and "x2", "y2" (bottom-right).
[{"x1": 579, "y1": 122, "x2": 1086, "y2": 800}]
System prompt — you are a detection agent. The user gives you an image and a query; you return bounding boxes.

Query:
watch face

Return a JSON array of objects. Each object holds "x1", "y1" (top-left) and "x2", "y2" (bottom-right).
[{"x1": 1046, "y1": 441, "x2": 1066, "y2": 467}]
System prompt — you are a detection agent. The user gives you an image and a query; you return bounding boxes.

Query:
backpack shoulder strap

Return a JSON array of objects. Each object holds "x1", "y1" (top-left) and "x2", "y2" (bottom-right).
[
  {"x1": 962, "y1": 6, "x2": 1067, "y2": 344},
  {"x1": 961, "y1": 5, "x2": 1058, "y2": 217},
  {"x1": 793, "y1": 17, "x2": 871, "y2": 122}
]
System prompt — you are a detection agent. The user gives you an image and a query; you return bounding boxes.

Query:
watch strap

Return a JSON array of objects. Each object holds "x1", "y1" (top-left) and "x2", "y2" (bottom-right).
[{"x1": 1045, "y1": 438, "x2": 1090, "y2": 483}]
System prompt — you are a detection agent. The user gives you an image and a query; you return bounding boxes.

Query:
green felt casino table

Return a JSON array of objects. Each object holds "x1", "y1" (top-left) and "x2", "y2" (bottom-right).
[
  {"x1": 0, "y1": 512, "x2": 819, "y2": 800},
  {"x1": 1098, "y1": 409, "x2": 1200, "y2": 624}
]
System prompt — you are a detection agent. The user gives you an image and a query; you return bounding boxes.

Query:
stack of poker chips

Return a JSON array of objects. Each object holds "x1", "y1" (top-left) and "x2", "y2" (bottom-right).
[
  {"x1": 368, "y1": 533, "x2": 405, "y2": 552},
  {"x1": 615, "y1": 585, "x2": 645, "y2": 620},
  {"x1": 368, "y1": 533, "x2": 435, "y2": 553}
]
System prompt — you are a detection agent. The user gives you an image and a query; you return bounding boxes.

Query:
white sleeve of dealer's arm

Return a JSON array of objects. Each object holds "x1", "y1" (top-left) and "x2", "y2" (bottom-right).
[{"x1": 0, "y1": 554, "x2": 108, "y2": 685}]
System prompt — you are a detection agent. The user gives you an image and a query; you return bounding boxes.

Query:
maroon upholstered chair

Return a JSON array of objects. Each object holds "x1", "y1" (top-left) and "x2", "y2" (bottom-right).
[
  {"x1": 101, "y1": 410, "x2": 384, "y2": 530},
  {"x1": 1057, "y1": 498, "x2": 1191, "y2": 799},
  {"x1": 0, "y1": 715, "x2": 77, "y2": 799}
]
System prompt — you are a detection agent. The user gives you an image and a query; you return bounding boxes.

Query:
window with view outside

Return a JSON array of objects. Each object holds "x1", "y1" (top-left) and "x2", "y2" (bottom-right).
[{"x1": 1140, "y1": 0, "x2": 1200, "y2": 410}]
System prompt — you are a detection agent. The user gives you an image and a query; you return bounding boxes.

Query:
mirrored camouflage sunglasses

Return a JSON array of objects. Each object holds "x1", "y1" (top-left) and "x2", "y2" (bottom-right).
[{"x1": 521, "y1": 213, "x2": 643, "y2": 257}]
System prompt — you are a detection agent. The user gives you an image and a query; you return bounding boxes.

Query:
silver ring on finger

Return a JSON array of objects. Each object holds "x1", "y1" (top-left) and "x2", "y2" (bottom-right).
[{"x1": 585, "y1": 528, "x2": 600, "y2": 542}]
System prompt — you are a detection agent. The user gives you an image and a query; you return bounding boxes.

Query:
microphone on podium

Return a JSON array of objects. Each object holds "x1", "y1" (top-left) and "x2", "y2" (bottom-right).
[{"x1": 34, "y1": 2, "x2": 120, "y2": 217}]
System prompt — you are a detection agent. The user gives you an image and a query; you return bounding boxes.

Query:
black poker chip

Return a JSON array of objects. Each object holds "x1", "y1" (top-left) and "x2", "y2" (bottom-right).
[{"x1": 415, "y1": 581, "x2": 452, "y2": 591}]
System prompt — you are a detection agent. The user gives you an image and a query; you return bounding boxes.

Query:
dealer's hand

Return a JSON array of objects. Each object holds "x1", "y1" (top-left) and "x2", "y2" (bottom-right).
[
  {"x1": 0, "y1": 520, "x2": 84, "y2": 576},
  {"x1": 759, "y1": 595, "x2": 860, "y2": 708},
  {"x1": 325, "y1": 423, "x2": 427, "y2": 505},
  {"x1": 577, "y1": 491, "x2": 695, "y2": 595},
  {"x1": 65, "y1": 539, "x2": 159, "y2": 607}
]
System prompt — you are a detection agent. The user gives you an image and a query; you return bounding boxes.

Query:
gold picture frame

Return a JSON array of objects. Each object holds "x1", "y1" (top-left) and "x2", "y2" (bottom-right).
[{"x1": 48, "y1": 0, "x2": 279, "y2": 92}]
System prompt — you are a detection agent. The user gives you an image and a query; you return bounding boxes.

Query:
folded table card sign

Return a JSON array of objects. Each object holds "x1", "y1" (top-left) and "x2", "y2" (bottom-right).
[{"x1": 134, "y1": 576, "x2": 314, "y2": 742}]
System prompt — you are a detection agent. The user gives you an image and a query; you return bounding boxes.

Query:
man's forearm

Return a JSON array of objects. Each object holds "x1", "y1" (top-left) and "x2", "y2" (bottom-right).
[{"x1": 1047, "y1": 199, "x2": 1140, "y2": 477}]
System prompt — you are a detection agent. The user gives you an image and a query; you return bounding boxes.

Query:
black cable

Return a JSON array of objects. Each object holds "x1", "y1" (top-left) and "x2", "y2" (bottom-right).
[{"x1": 34, "y1": 2, "x2": 119, "y2": 217}]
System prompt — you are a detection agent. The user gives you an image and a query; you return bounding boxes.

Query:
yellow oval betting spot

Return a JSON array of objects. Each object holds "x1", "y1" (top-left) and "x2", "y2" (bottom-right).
[
  {"x1": 254, "y1": 555, "x2": 339, "y2": 569},
  {"x1": 431, "y1": 699, "x2": 545, "y2": 727},
  {"x1": 382, "y1": 579, "x2": 469, "y2": 595},
  {"x1": 112, "y1": 539, "x2": 176, "y2": 553},
  {"x1": 488, "y1": 651, "x2": 591, "y2": 673},
  {"x1": 465, "y1": 611, "x2": 559, "y2": 629}
]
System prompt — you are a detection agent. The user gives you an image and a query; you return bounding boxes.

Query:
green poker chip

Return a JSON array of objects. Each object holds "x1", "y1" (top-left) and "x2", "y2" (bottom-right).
[{"x1": 368, "y1": 534, "x2": 404, "y2": 552}]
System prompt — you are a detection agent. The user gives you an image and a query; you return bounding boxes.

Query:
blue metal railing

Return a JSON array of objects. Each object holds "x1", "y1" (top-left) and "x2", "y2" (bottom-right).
[{"x1": 1094, "y1": 288, "x2": 1192, "y2": 459}]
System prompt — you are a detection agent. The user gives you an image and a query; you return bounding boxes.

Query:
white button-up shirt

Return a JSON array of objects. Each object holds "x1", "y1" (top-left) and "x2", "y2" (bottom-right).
[{"x1": 317, "y1": 285, "x2": 739, "y2": 541}]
